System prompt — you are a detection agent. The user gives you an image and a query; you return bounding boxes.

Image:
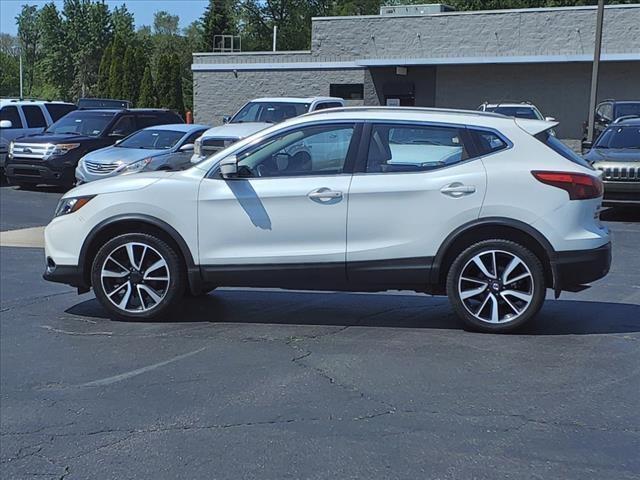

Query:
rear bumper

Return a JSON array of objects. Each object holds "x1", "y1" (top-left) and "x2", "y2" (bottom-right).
[
  {"x1": 552, "y1": 242, "x2": 611, "y2": 291},
  {"x1": 43, "y1": 260, "x2": 87, "y2": 289}
]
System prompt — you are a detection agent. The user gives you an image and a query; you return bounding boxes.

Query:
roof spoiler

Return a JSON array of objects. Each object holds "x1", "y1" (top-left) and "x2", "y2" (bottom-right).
[{"x1": 514, "y1": 118, "x2": 559, "y2": 136}]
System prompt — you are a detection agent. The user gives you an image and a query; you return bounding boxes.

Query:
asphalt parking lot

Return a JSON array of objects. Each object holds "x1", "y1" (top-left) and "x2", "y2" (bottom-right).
[{"x1": 1, "y1": 184, "x2": 639, "y2": 480}]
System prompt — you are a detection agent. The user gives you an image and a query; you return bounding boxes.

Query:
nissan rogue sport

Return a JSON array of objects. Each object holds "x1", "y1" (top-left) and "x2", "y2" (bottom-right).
[{"x1": 42, "y1": 107, "x2": 610, "y2": 333}]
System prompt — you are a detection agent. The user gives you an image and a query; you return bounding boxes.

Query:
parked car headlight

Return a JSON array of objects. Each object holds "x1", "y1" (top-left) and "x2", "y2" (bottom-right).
[
  {"x1": 8, "y1": 140, "x2": 15, "y2": 154},
  {"x1": 54, "y1": 195, "x2": 95, "y2": 217},
  {"x1": 122, "y1": 157, "x2": 152, "y2": 174},
  {"x1": 48, "y1": 143, "x2": 81, "y2": 157}
]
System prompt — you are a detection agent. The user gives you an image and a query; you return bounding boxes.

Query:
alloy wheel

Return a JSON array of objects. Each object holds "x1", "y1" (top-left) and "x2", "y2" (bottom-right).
[
  {"x1": 100, "y1": 242, "x2": 170, "y2": 313},
  {"x1": 457, "y1": 249, "x2": 534, "y2": 324}
]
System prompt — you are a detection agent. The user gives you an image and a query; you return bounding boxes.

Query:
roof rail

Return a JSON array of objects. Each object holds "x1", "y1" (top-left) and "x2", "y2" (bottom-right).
[
  {"x1": 613, "y1": 115, "x2": 640, "y2": 123},
  {"x1": 303, "y1": 105, "x2": 508, "y2": 119}
]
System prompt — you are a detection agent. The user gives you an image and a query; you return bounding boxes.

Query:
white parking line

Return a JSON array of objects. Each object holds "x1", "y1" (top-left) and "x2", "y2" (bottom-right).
[{"x1": 0, "y1": 226, "x2": 45, "y2": 248}]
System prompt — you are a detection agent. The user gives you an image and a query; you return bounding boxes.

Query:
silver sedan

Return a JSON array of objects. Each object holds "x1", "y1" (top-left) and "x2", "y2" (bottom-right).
[{"x1": 76, "y1": 124, "x2": 209, "y2": 183}]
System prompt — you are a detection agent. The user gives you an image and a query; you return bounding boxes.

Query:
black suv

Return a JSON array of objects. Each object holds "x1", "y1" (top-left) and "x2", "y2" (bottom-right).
[
  {"x1": 583, "y1": 100, "x2": 640, "y2": 147},
  {"x1": 5, "y1": 109, "x2": 183, "y2": 188}
]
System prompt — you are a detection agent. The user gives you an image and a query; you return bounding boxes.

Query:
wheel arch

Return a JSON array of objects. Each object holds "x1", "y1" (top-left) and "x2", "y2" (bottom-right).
[
  {"x1": 79, "y1": 214, "x2": 202, "y2": 293},
  {"x1": 430, "y1": 218, "x2": 556, "y2": 293}
]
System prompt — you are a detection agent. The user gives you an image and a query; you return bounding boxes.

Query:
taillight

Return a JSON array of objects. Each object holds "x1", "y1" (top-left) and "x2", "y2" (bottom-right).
[{"x1": 532, "y1": 171, "x2": 603, "y2": 200}]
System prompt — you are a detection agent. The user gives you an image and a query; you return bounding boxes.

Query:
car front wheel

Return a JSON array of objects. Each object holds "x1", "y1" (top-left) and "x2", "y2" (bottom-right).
[
  {"x1": 446, "y1": 240, "x2": 546, "y2": 333},
  {"x1": 91, "y1": 233, "x2": 186, "y2": 320}
]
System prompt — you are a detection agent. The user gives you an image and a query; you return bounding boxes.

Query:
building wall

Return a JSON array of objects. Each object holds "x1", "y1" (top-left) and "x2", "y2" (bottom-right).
[
  {"x1": 311, "y1": 6, "x2": 640, "y2": 60},
  {"x1": 193, "y1": 69, "x2": 364, "y2": 125},
  {"x1": 434, "y1": 61, "x2": 640, "y2": 139}
]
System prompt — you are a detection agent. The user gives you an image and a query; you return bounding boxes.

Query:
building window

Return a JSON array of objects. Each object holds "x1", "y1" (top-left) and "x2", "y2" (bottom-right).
[{"x1": 330, "y1": 84, "x2": 364, "y2": 100}]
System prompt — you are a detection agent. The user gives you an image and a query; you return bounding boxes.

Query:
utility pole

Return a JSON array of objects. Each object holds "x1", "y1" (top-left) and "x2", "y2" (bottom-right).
[
  {"x1": 587, "y1": 0, "x2": 605, "y2": 144},
  {"x1": 19, "y1": 54, "x2": 24, "y2": 99},
  {"x1": 273, "y1": 25, "x2": 277, "y2": 52}
]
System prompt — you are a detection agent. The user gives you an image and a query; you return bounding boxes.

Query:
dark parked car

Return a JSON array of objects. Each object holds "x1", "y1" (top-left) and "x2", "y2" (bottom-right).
[
  {"x1": 5, "y1": 108, "x2": 183, "y2": 189},
  {"x1": 583, "y1": 100, "x2": 640, "y2": 147},
  {"x1": 584, "y1": 118, "x2": 640, "y2": 207}
]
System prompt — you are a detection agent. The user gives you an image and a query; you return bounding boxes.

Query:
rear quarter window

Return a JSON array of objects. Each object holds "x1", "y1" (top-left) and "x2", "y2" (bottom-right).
[
  {"x1": 535, "y1": 131, "x2": 592, "y2": 168},
  {"x1": 470, "y1": 129, "x2": 510, "y2": 156}
]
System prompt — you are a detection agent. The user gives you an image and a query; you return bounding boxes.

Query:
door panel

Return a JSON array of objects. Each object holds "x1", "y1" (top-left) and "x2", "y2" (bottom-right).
[
  {"x1": 346, "y1": 123, "x2": 487, "y2": 286},
  {"x1": 198, "y1": 175, "x2": 351, "y2": 266}
]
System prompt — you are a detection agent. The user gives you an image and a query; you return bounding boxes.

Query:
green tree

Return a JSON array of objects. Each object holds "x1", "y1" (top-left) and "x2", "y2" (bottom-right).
[
  {"x1": 0, "y1": 52, "x2": 20, "y2": 97},
  {"x1": 111, "y1": 4, "x2": 135, "y2": 40},
  {"x1": 38, "y1": 2, "x2": 72, "y2": 99},
  {"x1": 138, "y1": 65, "x2": 157, "y2": 107},
  {"x1": 120, "y1": 46, "x2": 136, "y2": 103},
  {"x1": 156, "y1": 53, "x2": 184, "y2": 114},
  {"x1": 201, "y1": 0, "x2": 237, "y2": 51},
  {"x1": 97, "y1": 42, "x2": 112, "y2": 97},
  {"x1": 15, "y1": 5, "x2": 40, "y2": 96},
  {"x1": 108, "y1": 35, "x2": 126, "y2": 99},
  {"x1": 154, "y1": 11, "x2": 180, "y2": 36}
]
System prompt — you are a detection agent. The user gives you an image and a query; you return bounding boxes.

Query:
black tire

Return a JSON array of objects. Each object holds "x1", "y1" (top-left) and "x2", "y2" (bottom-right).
[
  {"x1": 91, "y1": 233, "x2": 186, "y2": 320},
  {"x1": 446, "y1": 239, "x2": 546, "y2": 333}
]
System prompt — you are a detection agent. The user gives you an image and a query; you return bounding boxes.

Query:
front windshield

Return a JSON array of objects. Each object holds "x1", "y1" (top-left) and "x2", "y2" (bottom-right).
[
  {"x1": 615, "y1": 103, "x2": 640, "y2": 119},
  {"x1": 231, "y1": 102, "x2": 310, "y2": 124},
  {"x1": 46, "y1": 111, "x2": 116, "y2": 136},
  {"x1": 595, "y1": 126, "x2": 640, "y2": 149},
  {"x1": 118, "y1": 129, "x2": 184, "y2": 149},
  {"x1": 486, "y1": 106, "x2": 540, "y2": 120}
]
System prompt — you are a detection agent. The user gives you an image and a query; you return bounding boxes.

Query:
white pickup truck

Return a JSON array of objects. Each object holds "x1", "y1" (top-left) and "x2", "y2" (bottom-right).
[{"x1": 191, "y1": 96, "x2": 345, "y2": 163}]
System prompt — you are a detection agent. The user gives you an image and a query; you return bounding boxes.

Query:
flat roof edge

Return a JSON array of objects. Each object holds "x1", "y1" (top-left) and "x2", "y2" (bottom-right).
[{"x1": 192, "y1": 53, "x2": 640, "y2": 72}]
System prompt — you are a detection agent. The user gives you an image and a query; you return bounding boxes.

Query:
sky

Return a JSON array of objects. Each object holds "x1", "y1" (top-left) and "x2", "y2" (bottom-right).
[{"x1": 0, "y1": 0, "x2": 209, "y2": 36}]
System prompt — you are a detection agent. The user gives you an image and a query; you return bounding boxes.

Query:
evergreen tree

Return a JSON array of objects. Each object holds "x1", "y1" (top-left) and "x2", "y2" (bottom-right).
[
  {"x1": 38, "y1": 2, "x2": 72, "y2": 99},
  {"x1": 171, "y1": 54, "x2": 185, "y2": 115},
  {"x1": 155, "y1": 53, "x2": 172, "y2": 109},
  {"x1": 97, "y1": 42, "x2": 112, "y2": 97},
  {"x1": 108, "y1": 35, "x2": 125, "y2": 99},
  {"x1": 15, "y1": 5, "x2": 40, "y2": 96},
  {"x1": 138, "y1": 65, "x2": 157, "y2": 107},
  {"x1": 120, "y1": 46, "x2": 136, "y2": 103},
  {"x1": 201, "y1": 0, "x2": 236, "y2": 51}
]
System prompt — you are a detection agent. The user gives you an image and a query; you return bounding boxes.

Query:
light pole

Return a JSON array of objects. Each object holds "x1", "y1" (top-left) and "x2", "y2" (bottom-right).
[
  {"x1": 587, "y1": 0, "x2": 605, "y2": 144},
  {"x1": 11, "y1": 45, "x2": 23, "y2": 99}
]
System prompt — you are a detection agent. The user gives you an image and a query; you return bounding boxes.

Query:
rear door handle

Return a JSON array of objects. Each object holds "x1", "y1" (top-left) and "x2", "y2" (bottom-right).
[
  {"x1": 308, "y1": 187, "x2": 343, "y2": 202},
  {"x1": 440, "y1": 182, "x2": 476, "y2": 197}
]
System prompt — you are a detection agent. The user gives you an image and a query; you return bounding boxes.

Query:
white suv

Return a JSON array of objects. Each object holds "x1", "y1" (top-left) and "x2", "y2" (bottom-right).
[{"x1": 43, "y1": 107, "x2": 610, "y2": 333}]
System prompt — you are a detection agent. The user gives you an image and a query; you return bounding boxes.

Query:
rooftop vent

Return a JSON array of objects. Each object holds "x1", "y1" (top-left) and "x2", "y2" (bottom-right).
[{"x1": 379, "y1": 4, "x2": 455, "y2": 16}]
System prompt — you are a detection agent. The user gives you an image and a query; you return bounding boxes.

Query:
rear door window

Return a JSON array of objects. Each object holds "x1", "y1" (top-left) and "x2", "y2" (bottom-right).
[
  {"x1": 0, "y1": 106, "x2": 23, "y2": 128},
  {"x1": 22, "y1": 105, "x2": 47, "y2": 128},
  {"x1": 44, "y1": 103, "x2": 76, "y2": 122},
  {"x1": 110, "y1": 116, "x2": 137, "y2": 137}
]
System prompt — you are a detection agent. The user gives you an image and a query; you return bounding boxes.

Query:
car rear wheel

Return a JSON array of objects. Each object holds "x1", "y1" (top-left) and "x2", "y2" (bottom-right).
[
  {"x1": 91, "y1": 233, "x2": 186, "y2": 320},
  {"x1": 446, "y1": 240, "x2": 546, "y2": 333}
]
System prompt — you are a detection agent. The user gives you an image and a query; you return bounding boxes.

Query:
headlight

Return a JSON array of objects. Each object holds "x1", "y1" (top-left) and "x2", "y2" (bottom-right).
[
  {"x1": 194, "y1": 138, "x2": 202, "y2": 156},
  {"x1": 53, "y1": 195, "x2": 95, "y2": 217},
  {"x1": 8, "y1": 141, "x2": 14, "y2": 154},
  {"x1": 121, "y1": 157, "x2": 152, "y2": 174},
  {"x1": 47, "y1": 143, "x2": 81, "y2": 158}
]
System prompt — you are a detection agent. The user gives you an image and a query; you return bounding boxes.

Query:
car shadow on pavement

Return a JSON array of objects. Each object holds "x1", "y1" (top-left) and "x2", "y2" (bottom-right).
[
  {"x1": 65, "y1": 290, "x2": 640, "y2": 335},
  {"x1": 600, "y1": 207, "x2": 640, "y2": 223}
]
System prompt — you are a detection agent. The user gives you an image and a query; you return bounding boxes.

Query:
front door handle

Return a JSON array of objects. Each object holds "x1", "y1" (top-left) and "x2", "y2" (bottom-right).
[
  {"x1": 440, "y1": 182, "x2": 476, "y2": 198},
  {"x1": 308, "y1": 187, "x2": 343, "y2": 203}
]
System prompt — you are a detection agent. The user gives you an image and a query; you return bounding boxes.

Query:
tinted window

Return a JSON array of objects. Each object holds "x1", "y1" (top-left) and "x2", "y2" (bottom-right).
[
  {"x1": 472, "y1": 130, "x2": 509, "y2": 155},
  {"x1": 110, "y1": 116, "x2": 136, "y2": 137},
  {"x1": 22, "y1": 105, "x2": 47, "y2": 128},
  {"x1": 330, "y1": 84, "x2": 364, "y2": 100},
  {"x1": 535, "y1": 131, "x2": 592, "y2": 168},
  {"x1": 183, "y1": 130, "x2": 206, "y2": 145},
  {"x1": 366, "y1": 124, "x2": 468, "y2": 173},
  {"x1": 46, "y1": 111, "x2": 116, "y2": 136},
  {"x1": 486, "y1": 106, "x2": 539, "y2": 120},
  {"x1": 118, "y1": 129, "x2": 185, "y2": 149},
  {"x1": 44, "y1": 103, "x2": 76, "y2": 122},
  {"x1": 0, "y1": 106, "x2": 23, "y2": 128},
  {"x1": 314, "y1": 102, "x2": 342, "y2": 111},
  {"x1": 594, "y1": 126, "x2": 640, "y2": 149},
  {"x1": 231, "y1": 102, "x2": 309, "y2": 124},
  {"x1": 236, "y1": 124, "x2": 355, "y2": 177},
  {"x1": 615, "y1": 103, "x2": 640, "y2": 119}
]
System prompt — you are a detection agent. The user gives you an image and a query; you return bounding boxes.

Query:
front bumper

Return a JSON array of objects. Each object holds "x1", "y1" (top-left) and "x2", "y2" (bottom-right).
[
  {"x1": 5, "y1": 158, "x2": 75, "y2": 186},
  {"x1": 43, "y1": 260, "x2": 88, "y2": 289},
  {"x1": 552, "y1": 242, "x2": 612, "y2": 291},
  {"x1": 602, "y1": 181, "x2": 640, "y2": 206}
]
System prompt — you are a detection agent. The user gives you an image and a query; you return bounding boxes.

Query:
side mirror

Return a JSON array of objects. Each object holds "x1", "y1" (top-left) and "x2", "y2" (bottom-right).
[
  {"x1": 582, "y1": 141, "x2": 593, "y2": 151},
  {"x1": 114, "y1": 139, "x2": 123, "y2": 145},
  {"x1": 179, "y1": 143, "x2": 194, "y2": 152},
  {"x1": 0, "y1": 120, "x2": 12, "y2": 129},
  {"x1": 545, "y1": 116, "x2": 556, "y2": 122},
  {"x1": 222, "y1": 116, "x2": 231, "y2": 124},
  {"x1": 219, "y1": 155, "x2": 238, "y2": 178}
]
